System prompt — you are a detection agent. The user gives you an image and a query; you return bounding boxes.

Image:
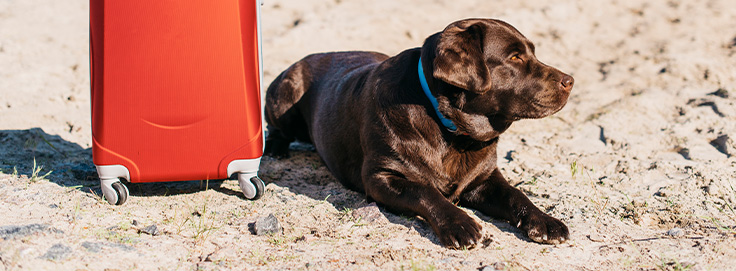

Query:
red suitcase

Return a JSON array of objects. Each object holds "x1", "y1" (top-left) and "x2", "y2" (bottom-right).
[{"x1": 90, "y1": 0, "x2": 265, "y2": 205}]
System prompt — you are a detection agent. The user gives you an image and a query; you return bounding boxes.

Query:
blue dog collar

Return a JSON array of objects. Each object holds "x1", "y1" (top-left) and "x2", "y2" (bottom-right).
[{"x1": 418, "y1": 57, "x2": 457, "y2": 132}]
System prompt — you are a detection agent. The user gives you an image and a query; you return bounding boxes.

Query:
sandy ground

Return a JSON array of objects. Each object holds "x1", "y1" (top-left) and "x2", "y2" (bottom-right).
[{"x1": 2, "y1": 0, "x2": 736, "y2": 270}]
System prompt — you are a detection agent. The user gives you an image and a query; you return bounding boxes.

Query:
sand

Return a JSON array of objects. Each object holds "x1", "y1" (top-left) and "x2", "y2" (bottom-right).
[{"x1": 1, "y1": 0, "x2": 735, "y2": 270}]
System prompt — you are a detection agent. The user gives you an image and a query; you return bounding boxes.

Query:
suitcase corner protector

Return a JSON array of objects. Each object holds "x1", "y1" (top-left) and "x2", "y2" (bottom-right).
[
  {"x1": 96, "y1": 164, "x2": 131, "y2": 182},
  {"x1": 226, "y1": 158, "x2": 262, "y2": 178}
]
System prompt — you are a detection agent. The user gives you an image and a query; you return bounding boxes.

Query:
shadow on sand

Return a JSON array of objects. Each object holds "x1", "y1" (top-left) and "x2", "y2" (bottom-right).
[
  {"x1": 258, "y1": 142, "x2": 531, "y2": 247},
  {"x1": 0, "y1": 128, "x2": 236, "y2": 200},
  {"x1": 0, "y1": 128, "x2": 530, "y2": 246}
]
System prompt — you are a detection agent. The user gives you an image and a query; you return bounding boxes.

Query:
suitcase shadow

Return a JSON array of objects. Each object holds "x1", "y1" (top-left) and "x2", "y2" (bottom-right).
[{"x1": 0, "y1": 128, "x2": 232, "y2": 200}]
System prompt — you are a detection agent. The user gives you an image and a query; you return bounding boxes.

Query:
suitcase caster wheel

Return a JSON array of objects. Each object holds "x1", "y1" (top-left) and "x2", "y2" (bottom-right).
[
  {"x1": 238, "y1": 175, "x2": 264, "y2": 200},
  {"x1": 101, "y1": 178, "x2": 129, "y2": 205}
]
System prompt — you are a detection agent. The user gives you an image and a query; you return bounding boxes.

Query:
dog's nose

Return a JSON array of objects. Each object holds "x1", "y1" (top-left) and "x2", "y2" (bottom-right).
[{"x1": 560, "y1": 75, "x2": 574, "y2": 92}]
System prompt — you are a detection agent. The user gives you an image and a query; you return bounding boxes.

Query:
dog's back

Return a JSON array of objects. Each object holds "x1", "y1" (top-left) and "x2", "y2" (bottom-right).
[{"x1": 264, "y1": 51, "x2": 388, "y2": 190}]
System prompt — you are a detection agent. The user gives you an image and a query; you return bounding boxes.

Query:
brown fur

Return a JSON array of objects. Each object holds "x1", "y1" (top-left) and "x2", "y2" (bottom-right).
[{"x1": 264, "y1": 18, "x2": 574, "y2": 248}]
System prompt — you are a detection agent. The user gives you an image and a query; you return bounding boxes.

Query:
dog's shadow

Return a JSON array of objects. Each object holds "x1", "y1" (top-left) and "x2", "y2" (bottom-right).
[
  {"x1": 258, "y1": 142, "x2": 368, "y2": 210},
  {"x1": 259, "y1": 142, "x2": 532, "y2": 248}
]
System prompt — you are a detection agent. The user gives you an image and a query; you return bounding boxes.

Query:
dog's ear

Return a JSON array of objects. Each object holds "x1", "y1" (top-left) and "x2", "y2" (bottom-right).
[{"x1": 433, "y1": 20, "x2": 493, "y2": 93}]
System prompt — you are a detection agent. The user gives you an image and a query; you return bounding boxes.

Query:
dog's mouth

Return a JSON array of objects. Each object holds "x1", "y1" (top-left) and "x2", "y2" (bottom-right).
[{"x1": 510, "y1": 98, "x2": 568, "y2": 120}]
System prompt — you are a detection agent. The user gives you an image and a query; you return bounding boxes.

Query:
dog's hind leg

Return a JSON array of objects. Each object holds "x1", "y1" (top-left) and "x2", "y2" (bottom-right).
[{"x1": 263, "y1": 61, "x2": 313, "y2": 158}]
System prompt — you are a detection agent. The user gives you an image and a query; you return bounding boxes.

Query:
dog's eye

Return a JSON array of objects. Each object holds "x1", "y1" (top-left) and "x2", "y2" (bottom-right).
[{"x1": 510, "y1": 54, "x2": 522, "y2": 62}]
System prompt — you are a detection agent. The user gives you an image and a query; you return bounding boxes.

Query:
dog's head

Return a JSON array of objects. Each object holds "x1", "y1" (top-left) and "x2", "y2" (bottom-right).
[{"x1": 421, "y1": 19, "x2": 573, "y2": 136}]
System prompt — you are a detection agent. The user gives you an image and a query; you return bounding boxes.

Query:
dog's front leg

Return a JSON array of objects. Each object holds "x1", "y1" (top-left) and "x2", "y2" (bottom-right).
[
  {"x1": 460, "y1": 169, "x2": 569, "y2": 244},
  {"x1": 364, "y1": 170, "x2": 482, "y2": 249}
]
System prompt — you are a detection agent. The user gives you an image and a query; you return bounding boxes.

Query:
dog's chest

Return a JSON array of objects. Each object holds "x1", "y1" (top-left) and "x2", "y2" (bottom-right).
[
  {"x1": 441, "y1": 147, "x2": 493, "y2": 178},
  {"x1": 433, "y1": 145, "x2": 496, "y2": 197}
]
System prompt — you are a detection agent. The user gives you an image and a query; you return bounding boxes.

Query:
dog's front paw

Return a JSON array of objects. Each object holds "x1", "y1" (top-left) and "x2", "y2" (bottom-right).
[
  {"x1": 435, "y1": 211, "x2": 482, "y2": 249},
  {"x1": 518, "y1": 211, "x2": 569, "y2": 244}
]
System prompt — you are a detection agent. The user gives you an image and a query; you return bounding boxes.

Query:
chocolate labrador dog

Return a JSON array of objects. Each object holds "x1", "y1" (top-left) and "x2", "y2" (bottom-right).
[{"x1": 264, "y1": 18, "x2": 573, "y2": 248}]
